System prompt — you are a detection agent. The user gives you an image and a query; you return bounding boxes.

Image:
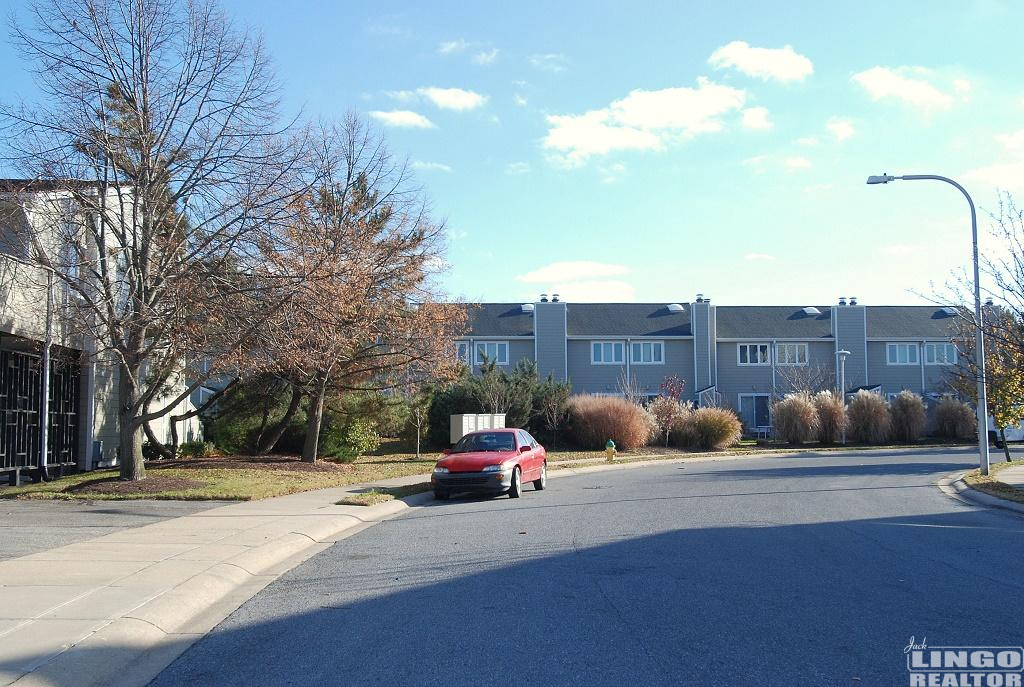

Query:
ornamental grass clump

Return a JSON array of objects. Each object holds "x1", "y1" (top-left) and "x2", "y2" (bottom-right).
[
  {"x1": 567, "y1": 395, "x2": 654, "y2": 450},
  {"x1": 933, "y1": 395, "x2": 977, "y2": 439},
  {"x1": 812, "y1": 391, "x2": 847, "y2": 444},
  {"x1": 847, "y1": 390, "x2": 892, "y2": 444},
  {"x1": 771, "y1": 392, "x2": 820, "y2": 444},
  {"x1": 889, "y1": 390, "x2": 927, "y2": 443},
  {"x1": 672, "y1": 407, "x2": 742, "y2": 451}
]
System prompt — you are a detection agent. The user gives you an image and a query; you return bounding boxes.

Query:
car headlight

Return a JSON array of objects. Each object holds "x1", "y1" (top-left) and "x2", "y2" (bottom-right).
[
  {"x1": 481, "y1": 464, "x2": 507, "y2": 473},
  {"x1": 433, "y1": 466, "x2": 449, "y2": 474}
]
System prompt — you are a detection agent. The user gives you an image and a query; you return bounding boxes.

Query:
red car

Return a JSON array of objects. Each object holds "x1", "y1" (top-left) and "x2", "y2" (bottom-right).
[{"x1": 431, "y1": 428, "x2": 547, "y2": 500}]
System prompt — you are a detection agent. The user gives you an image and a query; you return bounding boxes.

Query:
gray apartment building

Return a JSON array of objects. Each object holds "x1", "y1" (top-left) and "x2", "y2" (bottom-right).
[{"x1": 457, "y1": 295, "x2": 961, "y2": 433}]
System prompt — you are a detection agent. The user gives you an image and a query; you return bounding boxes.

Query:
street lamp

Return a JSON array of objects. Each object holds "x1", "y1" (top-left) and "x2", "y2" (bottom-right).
[
  {"x1": 836, "y1": 350, "x2": 851, "y2": 445},
  {"x1": 866, "y1": 173, "x2": 990, "y2": 475}
]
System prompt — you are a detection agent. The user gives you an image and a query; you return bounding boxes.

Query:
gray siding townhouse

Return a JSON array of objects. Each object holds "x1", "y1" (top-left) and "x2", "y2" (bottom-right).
[
  {"x1": 458, "y1": 295, "x2": 961, "y2": 434},
  {"x1": 0, "y1": 181, "x2": 201, "y2": 482}
]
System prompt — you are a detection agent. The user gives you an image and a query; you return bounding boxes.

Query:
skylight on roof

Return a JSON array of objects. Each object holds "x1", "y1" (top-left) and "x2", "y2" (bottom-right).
[
  {"x1": 802, "y1": 306, "x2": 821, "y2": 315},
  {"x1": 941, "y1": 306, "x2": 956, "y2": 316},
  {"x1": 666, "y1": 303, "x2": 684, "y2": 313}
]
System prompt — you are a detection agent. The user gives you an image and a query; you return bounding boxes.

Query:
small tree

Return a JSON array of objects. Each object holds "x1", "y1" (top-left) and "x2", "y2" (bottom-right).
[
  {"x1": 538, "y1": 377, "x2": 571, "y2": 449},
  {"x1": 399, "y1": 381, "x2": 433, "y2": 459},
  {"x1": 649, "y1": 396, "x2": 687, "y2": 447},
  {"x1": 659, "y1": 375, "x2": 687, "y2": 401}
]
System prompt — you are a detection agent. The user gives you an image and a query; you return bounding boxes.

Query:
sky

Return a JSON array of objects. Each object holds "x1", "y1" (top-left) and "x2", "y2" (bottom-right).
[{"x1": 3, "y1": 0, "x2": 1023, "y2": 306}]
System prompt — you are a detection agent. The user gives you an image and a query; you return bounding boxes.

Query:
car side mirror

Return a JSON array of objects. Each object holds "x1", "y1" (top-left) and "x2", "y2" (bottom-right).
[
  {"x1": 519, "y1": 445, "x2": 530, "y2": 453},
  {"x1": 442, "y1": 448, "x2": 451, "y2": 455}
]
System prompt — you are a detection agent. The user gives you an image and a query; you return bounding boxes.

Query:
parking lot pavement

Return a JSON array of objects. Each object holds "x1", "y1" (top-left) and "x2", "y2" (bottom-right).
[{"x1": 0, "y1": 499, "x2": 229, "y2": 560}]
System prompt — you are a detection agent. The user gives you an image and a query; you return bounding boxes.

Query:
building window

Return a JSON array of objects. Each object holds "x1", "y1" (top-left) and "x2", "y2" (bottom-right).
[
  {"x1": 475, "y1": 341, "x2": 509, "y2": 365},
  {"x1": 887, "y1": 343, "x2": 919, "y2": 365},
  {"x1": 456, "y1": 342, "x2": 470, "y2": 364},
  {"x1": 738, "y1": 343, "x2": 770, "y2": 366},
  {"x1": 775, "y1": 343, "x2": 808, "y2": 366},
  {"x1": 630, "y1": 341, "x2": 664, "y2": 365},
  {"x1": 924, "y1": 342, "x2": 957, "y2": 365},
  {"x1": 591, "y1": 341, "x2": 624, "y2": 365}
]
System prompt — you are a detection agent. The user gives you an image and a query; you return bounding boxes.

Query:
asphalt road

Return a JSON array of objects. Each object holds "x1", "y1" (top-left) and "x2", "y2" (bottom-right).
[
  {"x1": 0, "y1": 498, "x2": 228, "y2": 560},
  {"x1": 151, "y1": 448, "x2": 1024, "y2": 686}
]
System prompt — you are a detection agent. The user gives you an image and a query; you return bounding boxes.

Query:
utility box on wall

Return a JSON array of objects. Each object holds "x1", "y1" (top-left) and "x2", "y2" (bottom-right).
[{"x1": 450, "y1": 414, "x2": 506, "y2": 444}]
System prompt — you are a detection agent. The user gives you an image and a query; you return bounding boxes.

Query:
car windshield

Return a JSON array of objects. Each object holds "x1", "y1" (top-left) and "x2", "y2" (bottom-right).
[{"x1": 452, "y1": 432, "x2": 516, "y2": 453}]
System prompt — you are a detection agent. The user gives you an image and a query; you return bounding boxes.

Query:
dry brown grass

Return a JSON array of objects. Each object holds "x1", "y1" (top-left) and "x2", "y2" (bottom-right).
[
  {"x1": 772, "y1": 393, "x2": 820, "y2": 444},
  {"x1": 847, "y1": 390, "x2": 892, "y2": 444},
  {"x1": 567, "y1": 395, "x2": 654, "y2": 450},
  {"x1": 672, "y1": 406, "x2": 742, "y2": 451},
  {"x1": 813, "y1": 391, "x2": 847, "y2": 444},
  {"x1": 889, "y1": 390, "x2": 927, "y2": 442},
  {"x1": 934, "y1": 395, "x2": 977, "y2": 439}
]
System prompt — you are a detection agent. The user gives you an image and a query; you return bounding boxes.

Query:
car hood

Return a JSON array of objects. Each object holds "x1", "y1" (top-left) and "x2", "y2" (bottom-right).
[{"x1": 437, "y1": 450, "x2": 517, "y2": 472}]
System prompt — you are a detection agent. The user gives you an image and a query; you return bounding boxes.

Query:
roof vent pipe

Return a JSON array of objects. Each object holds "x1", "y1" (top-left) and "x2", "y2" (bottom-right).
[
  {"x1": 838, "y1": 296, "x2": 847, "y2": 306},
  {"x1": 850, "y1": 296, "x2": 858, "y2": 306},
  {"x1": 696, "y1": 293, "x2": 704, "y2": 303},
  {"x1": 552, "y1": 293, "x2": 560, "y2": 303},
  {"x1": 704, "y1": 296, "x2": 711, "y2": 303},
  {"x1": 539, "y1": 293, "x2": 549, "y2": 303}
]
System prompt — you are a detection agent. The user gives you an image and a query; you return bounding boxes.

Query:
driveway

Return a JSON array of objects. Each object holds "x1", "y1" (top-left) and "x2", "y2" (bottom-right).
[
  {"x1": 150, "y1": 447, "x2": 1024, "y2": 686},
  {"x1": 0, "y1": 498, "x2": 229, "y2": 560}
]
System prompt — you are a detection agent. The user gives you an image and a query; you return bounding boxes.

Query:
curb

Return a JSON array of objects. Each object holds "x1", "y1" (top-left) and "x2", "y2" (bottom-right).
[
  {"x1": 8, "y1": 493, "x2": 428, "y2": 687},
  {"x1": 937, "y1": 473, "x2": 1024, "y2": 516}
]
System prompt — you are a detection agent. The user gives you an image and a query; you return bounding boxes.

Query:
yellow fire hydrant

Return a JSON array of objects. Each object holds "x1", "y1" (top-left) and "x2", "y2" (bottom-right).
[{"x1": 605, "y1": 439, "x2": 617, "y2": 462}]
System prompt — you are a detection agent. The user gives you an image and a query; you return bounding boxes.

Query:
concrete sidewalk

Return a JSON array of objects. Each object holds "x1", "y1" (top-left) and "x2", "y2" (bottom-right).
[
  {"x1": 0, "y1": 474, "x2": 431, "y2": 687},
  {"x1": 996, "y1": 463, "x2": 1024, "y2": 490}
]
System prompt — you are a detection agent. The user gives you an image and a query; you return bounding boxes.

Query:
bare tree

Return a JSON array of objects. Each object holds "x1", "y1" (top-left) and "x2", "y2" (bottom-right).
[
  {"x1": 1, "y1": 0, "x2": 308, "y2": 479},
  {"x1": 774, "y1": 363, "x2": 834, "y2": 398}
]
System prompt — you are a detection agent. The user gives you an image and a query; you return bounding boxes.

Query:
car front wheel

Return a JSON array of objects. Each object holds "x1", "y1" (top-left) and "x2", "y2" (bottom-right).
[
  {"x1": 533, "y1": 462, "x2": 547, "y2": 490},
  {"x1": 508, "y1": 467, "x2": 522, "y2": 498}
]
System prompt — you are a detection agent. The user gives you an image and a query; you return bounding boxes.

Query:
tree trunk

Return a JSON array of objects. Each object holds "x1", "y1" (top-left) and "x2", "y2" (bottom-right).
[
  {"x1": 254, "y1": 384, "x2": 303, "y2": 455},
  {"x1": 301, "y1": 381, "x2": 327, "y2": 463},
  {"x1": 118, "y1": 362, "x2": 145, "y2": 480},
  {"x1": 143, "y1": 422, "x2": 176, "y2": 460},
  {"x1": 1002, "y1": 427, "x2": 1012, "y2": 463}
]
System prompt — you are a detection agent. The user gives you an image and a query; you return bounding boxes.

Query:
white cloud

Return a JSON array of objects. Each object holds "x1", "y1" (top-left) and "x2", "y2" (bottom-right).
[
  {"x1": 411, "y1": 161, "x2": 452, "y2": 173},
  {"x1": 530, "y1": 53, "x2": 569, "y2": 73},
  {"x1": 963, "y1": 161, "x2": 1024, "y2": 195},
  {"x1": 743, "y1": 253, "x2": 776, "y2": 262},
  {"x1": 599, "y1": 162, "x2": 627, "y2": 184},
  {"x1": 741, "y1": 106, "x2": 772, "y2": 130},
  {"x1": 996, "y1": 130, "x2": 1024, "y2": 152},
  {"x1": 881, "y1": 244, "x2": 919, "y2": 257},
  {"x1": 473, "y1": 48, "x2": 499, "y2": 65},
  {"x1": 515, "y1": 261, "x2": 631, "y2": 284},
  {"x1": 851, "y1": 66, "x2": 955, "y2": 110},
  {"x1": 826, "y1": 116, "x2": 855, "y2": 142},
  {"x1": 547, "y1": 280, "x2": 636, "y2": 302},
  {"x1": 785, "y1": 156, "x2": 812, "y2": 170},
  {"x1": 513, "y1": 93, "x2": 528, "y2": 107},
  {"x1": 416, "y1": 86, "x2": 487, "y2": 111},
  {"x1": 954, "y1": 79, "x2": 972, "y2": 95},
  {"x1": 708, "y1": 41, "x2": 813, "y2": 83},
  {"x1": 368, "y1": 110, "x2": 436, "y2": 128},
  {"x1": 505, "y1": 161, "x2": 531, "y2": 175},
  {"x1": 384, "y1": 90, "x2": 417, "y2": 103},
  {"x1": 438, "y1": 39, "x2": 469, "y2": 54},
  {"x1": 542, "y1": 78, "x2": 746, "y2": 165},
  {"x1": 796, "y1": 136, "x2": 819, "y2": 146}
]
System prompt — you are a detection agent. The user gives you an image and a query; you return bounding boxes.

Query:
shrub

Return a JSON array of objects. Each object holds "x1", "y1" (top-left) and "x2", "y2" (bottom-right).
[
  {"x1": 567, "y1": 395, "x2": 654, "y2": 450},
  {"x1": 672, "y1": 406, "x2": 741, "y2": 451},
  {"x1": 322, "y1": 419, "x2": 381, "y2": 463},
  {"x1": 179, "y1": 440, "x2": 216, "y2": 459},
  {"x1": 813, "y1": 391, "x2": 847, "y2": 444},
  {"x1": 648, "y1": 396, "x2": 690, "y2": 446},
  {"x1": 771, "y1": 393, "x2": 820, "y2": 444},
  {"x1": 889, "y1": 390, "x2": 927, "y2": 442},
  {"x1": 847, "y1": 390, "x2": 891, "y2": 444},
  {"x1": 933, "y1": 395, "x2": 977, "y2": 439}
]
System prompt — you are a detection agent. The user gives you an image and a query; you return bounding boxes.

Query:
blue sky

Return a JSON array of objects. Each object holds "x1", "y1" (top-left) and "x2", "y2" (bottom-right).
[{"x1": 4, "y1": 0, "x2": 1023, "y2": 306}]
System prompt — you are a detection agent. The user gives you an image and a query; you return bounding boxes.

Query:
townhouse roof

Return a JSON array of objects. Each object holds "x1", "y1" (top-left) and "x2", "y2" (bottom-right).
[{"x1": 462, "y1": 302, "x2": 959, "y2": 340}]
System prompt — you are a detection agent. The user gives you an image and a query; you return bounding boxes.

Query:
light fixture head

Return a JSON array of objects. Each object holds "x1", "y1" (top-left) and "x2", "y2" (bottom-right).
[{"x1": 866, "y1": 174, "x2": 897, "y2": 185}]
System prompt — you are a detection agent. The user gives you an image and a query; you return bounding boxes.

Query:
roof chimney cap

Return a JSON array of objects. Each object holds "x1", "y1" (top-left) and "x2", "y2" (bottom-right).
[
  {"x1": 695, "y1": 293, "x2": 704, "y2": 303},
  {"x1": 551, "y1": 293, "x2": 560, "y2": 302},
  {"x1": 539, "y1": 293, "x2": 549, "y2": 303},
  {"x1": 985, "y1": 298, "x2": 994, "y2": 307},
  {"x1": 838, "y1": 296, "x2": 847, "y2": 306},
  {"x1": 850, "y1": 296, "x2": 858, "y2": 305}
]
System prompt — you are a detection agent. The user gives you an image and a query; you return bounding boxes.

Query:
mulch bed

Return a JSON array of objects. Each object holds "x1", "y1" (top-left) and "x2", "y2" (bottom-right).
[
  {"x1": 67, "y1": 475, "x2": 207, "y2": 495},
  {"x1": 147, "y1": 454, "x2": 357, "y2": 473}
]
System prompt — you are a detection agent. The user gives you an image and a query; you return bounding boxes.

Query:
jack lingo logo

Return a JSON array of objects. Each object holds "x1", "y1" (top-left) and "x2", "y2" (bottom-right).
[{"x1": 905, "y1": 637, "x2": 1024, "y2": 687}]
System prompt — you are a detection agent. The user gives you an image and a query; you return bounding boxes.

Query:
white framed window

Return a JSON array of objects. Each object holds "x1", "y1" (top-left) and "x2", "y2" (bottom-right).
[
  {"x1": 924, "y1": 342, "x2": 957, "y2": 365},
  {"x1": 591, "y1": 341, "x2": 625, "y2": 365},
  {"x1": 775, "y1": 343, "x2": 809, "y2": 366},
  {"x1": 475, "y1": 341, "x2": 509, "y2": 365},
  {"x1": 630, "y1": 341, "x2": 664, "y2": 365},
  {"x1": 887, "y1": 343, "x2": 919, "y2": 365},
  {"x1": 456, "y1": 341, "x2": 470, "y2": 364},
  {"x1": 737, "y1": 343, "x2": 770, "y2": 366}
]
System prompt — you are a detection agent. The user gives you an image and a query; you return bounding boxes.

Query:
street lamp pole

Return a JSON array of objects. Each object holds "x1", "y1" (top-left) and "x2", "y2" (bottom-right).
[
  {"x1": 836, "y1": 349, "x2": 850, "y2": 445},
  {"x1": 866, "y1": 173, "x2": 990, "y2": 475}
]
